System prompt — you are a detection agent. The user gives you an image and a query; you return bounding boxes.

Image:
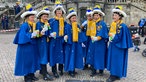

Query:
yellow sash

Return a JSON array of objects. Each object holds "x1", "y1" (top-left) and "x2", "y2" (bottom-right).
[
  {"x1": 90, "y1": 18, "x2": 101, "y2": 37},
  {"x1": 27, "y1": 21, "x2": 36, "y2": 33},
  {"x1": 72, "y1": 22, "x2": 80, "y2": 42},
  {"x1": 55, "y1": 16, "x2": 64, "y2": 36},
  {"x1": 109, "y1": 20, "x2": 123, "y2": 36},
  {"x1": 86, "y1": 20, "x2": 93, "y2": 36}
]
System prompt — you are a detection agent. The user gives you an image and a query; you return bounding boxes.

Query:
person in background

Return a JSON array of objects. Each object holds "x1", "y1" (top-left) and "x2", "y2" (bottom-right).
[
  {"x1": 132, "y1": 33, "x2": 140, "y2": 52},
  {"x1": 4, "y1": 14, "x2": 9, "y2": 29},
  {"x1": 138, "y1": 18, "x2": 146, "y2": 37},
  {"x1": 13, "y1": 4, "x2": 40, "y2": 82},
  {"x1": 106, "y1": 6, "x2": 133, "y2": 82},
  {"x1": 1, "y1": 14, "x2": 5, "y2": 30},
  {"x1": 14, "y1": 2, "x2": 21, "y2": 15}
]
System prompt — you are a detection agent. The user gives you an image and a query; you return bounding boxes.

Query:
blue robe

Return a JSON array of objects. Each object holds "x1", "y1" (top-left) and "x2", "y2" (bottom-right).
[
  {"x1": 13, "y1": 22, "x2": 40, "y2": 76},
  {"x1": 36, "y1": 21, "x2": 49, "y2": 64},
  {"x1": 64, "y1": 23, "x2": 86, "y2": 72},
  {"x1": 107, "y1": 23, "x2": 133, "y2": 78},
  {"x1": 81, "y1": 20, "x2": 90, "y2": 57},
  {"x1": 86, "y1": 20, "x2": 108, "y2": 70},
  {"x1": 48, "y1": 18, "x2": 67, "y2": 66}
]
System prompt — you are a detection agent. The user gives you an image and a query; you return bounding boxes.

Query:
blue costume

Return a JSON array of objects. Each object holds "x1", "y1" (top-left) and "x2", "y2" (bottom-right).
[
  {"x1": 49, "y1": 18, "x2": 67, "y2": 66},
  {"x1": 81, "y1": 20, "x2": 90, "y2": 58},
  {"x1": 13, "y1": 22, "x2": 40, "y2": 76},
  {"x1": 36, "y1": 21, "x2": 49, "y2": 64},
  {"x1": 64, "y1": 23, "x2": 86, "y2": 72},
  {"x1": 86, "y1": 20, "x2": 108, "y2": 70},
  {"x1": 107, "y1": 23, "x2": 133, "y2": 78}
]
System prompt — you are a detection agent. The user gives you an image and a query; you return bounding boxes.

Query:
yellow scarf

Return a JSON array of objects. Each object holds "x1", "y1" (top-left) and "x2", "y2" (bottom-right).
[
  {"x1": 40, "y1": 19, "x2": 48, "y2": 25},
  {"x1": 86, "y1": 20, "x2": 93, "y2": 36},
  {"x1": 55, "y1": 16, "x2": 64, "y2": 36},
  {"x1": 27, "y1": 21, "x2": 36, "y2": 33},
  {"x1": 72, "y1": 22, "x2": 80, "y2": 42},
  {"x1": 90, "y1": 18, "x2": 101, "y2": 37},
  {"x1": 109, "y1": 20, "x2": 123, "y2": 36}
]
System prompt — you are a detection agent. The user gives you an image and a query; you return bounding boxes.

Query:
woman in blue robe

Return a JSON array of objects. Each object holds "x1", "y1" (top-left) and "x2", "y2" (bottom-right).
[
  {"x1": 48, "y1": 1, "x2": 67, "y2": 78},
  {"x1": 64, "y1": 8, "x2": 86, "y2": 77},
  {"x1": 86, "y1": 5, "x2": 108, "y2": 77},
  {"x1": 106, "y1": 6, "x2": 133, "y2": 82},
  {"x1": 13, "y1": 4, "x2": 40, "y2": 82},
  {"x1": 36, "y1": 7, "x2": 53, "y2": 81},
  {"x1": 80, "y1": 7, "x2": 93, "y2": 69}
]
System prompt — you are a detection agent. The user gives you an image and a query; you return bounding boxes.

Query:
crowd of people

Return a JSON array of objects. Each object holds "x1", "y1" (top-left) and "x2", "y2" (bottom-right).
[{"x1": 13, "y1": 1, "x2": 133, "y2": 82}]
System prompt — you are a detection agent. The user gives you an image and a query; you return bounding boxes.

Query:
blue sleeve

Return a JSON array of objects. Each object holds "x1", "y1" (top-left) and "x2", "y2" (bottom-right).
[
  {"x1": 65, "y1": 24, "x2": 72, "y2": 44},
  {"x1": 97, "y1": 21, "x2": 108, "y2": 39},
  {"x1": 13, "y1": 23, "x2": 32, "y2": 44},
  {"x1": 113, "y1": 24, "x2": 133, "y2": 49},
  {"x1": 78, "y1": 25, "x2": 87, "y2": 43}
]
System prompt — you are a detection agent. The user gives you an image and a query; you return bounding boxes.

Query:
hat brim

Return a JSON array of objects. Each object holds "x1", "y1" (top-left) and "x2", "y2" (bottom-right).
[
  {"x1": 21, "y1": 11, "x2": 37, "y2": 18},
  {"x1": 66, "y1": 12, "x2": 77, "y2": 19},
  {"x1": 86, "y1": 12, "x2": 93, "y2": 15},
  {"x1": 53, "y1": 5, "x2": 66, "y2": 14},
  {"x1": 112, "y1": 9, "x2": 127, "y2": 17},
  {"x1": 93, "y1": 10, "x2": 105, "y2": 16},
  {"x1": 36, "y1": 10, "x2": 50, "y2": 18}
]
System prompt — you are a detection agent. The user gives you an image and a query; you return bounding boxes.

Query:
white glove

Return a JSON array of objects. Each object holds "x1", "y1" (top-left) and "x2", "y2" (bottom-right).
[
  {"x1": 92, "y1": 36, "x2": 98, "y2": 42},
  {"x1": 50, "y1": 32, "x2": 56, "y2": 38},
  {"x1": 81, "y1": 21, "x2": 87, "y2": 27},
  {"x1": 31, "y1": 32, "x2": 37, "y2": 38},
  {"x1": 41, "y1": 31, "x2": 45, "y2": 35},
  {"x1": 82, "y1": 43, "x2": 86, "y2": 47},
  {"x1": 64, "y1": 35, "x2": 68, "y2": 42},
  {"x1": 42, "y1": 25, "x2": 48, "y2": 32}
]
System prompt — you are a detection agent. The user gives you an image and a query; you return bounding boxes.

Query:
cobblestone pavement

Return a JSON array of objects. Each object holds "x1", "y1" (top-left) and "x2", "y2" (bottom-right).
[{"x1": 0, "y1": 33, "x2": 146, "y2": 82}]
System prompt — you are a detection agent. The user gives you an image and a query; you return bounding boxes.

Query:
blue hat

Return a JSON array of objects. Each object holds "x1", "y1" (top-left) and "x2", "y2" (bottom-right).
[
  {"x1": 36, "y1": 6, "x2": 50, "y2": 18},
  {"x1": 93, "y1": 5, "x2": 105, "y2": 16},
  {"x1": 112, "y1": 6, "x2": 127, "y2": 17},
  {"x1": 66, "y1": 7, "x2": 77, "y2": 19},
  {"x1": 86, "y1": 7, "x2": 93, "y2": 15},
  {"x1": 53, "y1": 0, "x2": 66, "y2": 14},
  {"x1": 21, "y1": 4, "x2": 37, "y2": 18}
]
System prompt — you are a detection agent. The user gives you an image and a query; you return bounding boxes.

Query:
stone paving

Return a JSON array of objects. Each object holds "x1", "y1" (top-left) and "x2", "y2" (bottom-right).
[{"x1": 0, "y1": 33, "x2": 146, "y2": 82}]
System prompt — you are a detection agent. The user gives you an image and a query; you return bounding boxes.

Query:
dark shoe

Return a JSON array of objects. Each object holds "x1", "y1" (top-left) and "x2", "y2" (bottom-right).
[
  {"x1": 30, "y1": 73, "x2": 39, "y2": 81},
  {"x1": 69, "y1": 71, "x2": 75, "y2": 78},
  {"x1": 98, "y1": 70, "x2": 103, "y2": 76},
  {"x1": 25, "y1": 79, "x2": 32, "y2": 82},
  {"x1": 83, "y1": 64, "x2": 89, "y2": 70},
  {"x1": 106, "y1": 75, "x2": 120, "y2": 82},
  {"x1": 43, "y1": 73, "x2": 54, "y2": 81},
  {"x1": 59, "y1": 70, "x2": 63, "y2": 76},
  {"x1": 24, "y1": 75, "x2": 32, "y2": 82},
  {"x1": 90, "y1": 67, "x2": 96, "y2": 77},
  {"x1": 53, "y1": 71, "x2": 59, "y2": 78}
]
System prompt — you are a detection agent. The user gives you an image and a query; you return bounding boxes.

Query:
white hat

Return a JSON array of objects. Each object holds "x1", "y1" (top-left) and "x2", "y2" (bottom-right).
[
  {"x1": 36, "y1": 6, "x2": 50, "y2": 18},
  {"x1": 53, "y1": 1, "x2": 66, "y2": 14},
  {"x1": 66, "y1": 8, "x2": 77, "y2": 19},
  {"x1": 86, "y1": 7, "x2": 93, "y2": 15},
  {"x1": 93, "y1": 5, "x2": 105, "y2": 16},
  {"x1": 112, "y1": 6, "x2": 127, "y2": 17},
  {"x1": 21, "y1": 4, "x2": 37, "y2": 19}
]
